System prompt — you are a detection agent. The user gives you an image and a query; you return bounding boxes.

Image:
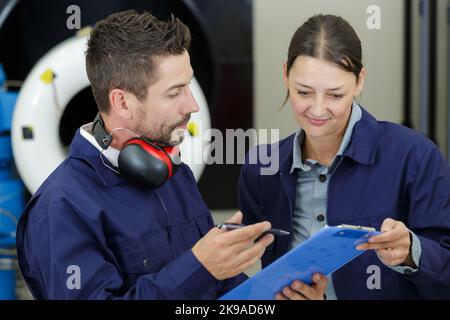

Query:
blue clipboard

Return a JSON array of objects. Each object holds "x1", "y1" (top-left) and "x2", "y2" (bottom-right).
[{"x1": 219, "y1": 225, "x2": 380, "y2": 300}]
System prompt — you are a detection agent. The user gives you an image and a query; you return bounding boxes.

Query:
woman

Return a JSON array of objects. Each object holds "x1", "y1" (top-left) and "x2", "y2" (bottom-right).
[{"x1": 239, "y1": 14, "x2": 450, "y2": 299}]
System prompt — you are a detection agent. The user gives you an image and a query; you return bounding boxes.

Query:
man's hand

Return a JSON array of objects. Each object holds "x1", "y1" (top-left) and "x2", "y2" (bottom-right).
[
  {"x1": 192, "y1": 211, "x2": 274, "y2": 280},
  {"x1": 275, "y1": 273, "x2": 328, "y2": 300},
  {"x1": 356, "y1": 218, "x2": 415, "y2": 268}
]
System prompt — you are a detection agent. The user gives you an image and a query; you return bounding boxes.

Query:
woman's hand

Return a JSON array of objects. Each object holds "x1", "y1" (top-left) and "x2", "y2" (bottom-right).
[
  {"x1": 357, "y1": 218, "x2": 416, "y2": 268},
  {"x1": 275, "y1": 273, "x2": 328, "y2": 300}
]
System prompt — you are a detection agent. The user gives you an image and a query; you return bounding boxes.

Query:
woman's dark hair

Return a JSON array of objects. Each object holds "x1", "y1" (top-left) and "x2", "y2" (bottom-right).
[{"x1": 282, "y1": 14, "x2": 363, "y2": 106}]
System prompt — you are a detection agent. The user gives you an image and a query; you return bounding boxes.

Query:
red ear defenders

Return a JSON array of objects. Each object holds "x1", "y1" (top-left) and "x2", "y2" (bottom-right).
[{"x1": 91, "y1": 113, "x2": 180, "y2": 189}]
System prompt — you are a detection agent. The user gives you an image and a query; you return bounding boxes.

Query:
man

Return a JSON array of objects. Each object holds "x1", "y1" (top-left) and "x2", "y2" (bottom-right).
[{"x1": 16, "y1": 10, "x2": 274, "y2": 299}]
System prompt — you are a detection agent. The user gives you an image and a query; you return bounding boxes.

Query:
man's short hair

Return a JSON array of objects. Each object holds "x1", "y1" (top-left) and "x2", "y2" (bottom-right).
[{"x1": 85, "y1": 10, "x2": 191, "y2": 113}]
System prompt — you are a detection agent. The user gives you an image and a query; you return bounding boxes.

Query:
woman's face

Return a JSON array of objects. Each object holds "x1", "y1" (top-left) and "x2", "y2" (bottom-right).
[{"x1": 284, "y1": 55, "x2": 365, "y2": 141}]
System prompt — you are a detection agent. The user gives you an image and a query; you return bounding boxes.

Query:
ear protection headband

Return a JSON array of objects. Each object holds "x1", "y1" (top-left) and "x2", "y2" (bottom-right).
[{"x1": 91, "y1": 113, "x2": 180, "y2": 189}]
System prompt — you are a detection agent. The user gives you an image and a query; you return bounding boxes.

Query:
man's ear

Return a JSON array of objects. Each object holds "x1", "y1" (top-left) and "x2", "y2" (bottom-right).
[
  {"x1": 109, "y1": 89, "x2": 133, "y2": 120},
  {"x1": 283, "y1": 62, "x2": 289, "y2": 89},
  {"x1": 355, "y1": 68, "x2": 366, "y2": 96}
]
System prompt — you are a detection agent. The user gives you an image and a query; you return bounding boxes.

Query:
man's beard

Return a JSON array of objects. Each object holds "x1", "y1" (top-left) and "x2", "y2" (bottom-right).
[{"x1": 139, "y1": 115, "x2": 190, "y2": 147}]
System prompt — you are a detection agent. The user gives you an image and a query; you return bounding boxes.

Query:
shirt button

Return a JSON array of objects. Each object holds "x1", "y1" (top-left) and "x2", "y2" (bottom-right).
[
  {"x1": 319, "y1": 174, "x2": 327, "y2": 183},
  {"x1": 403, "y1": 269, "x2": 413, "y2": 276},
  {"x1": 317, "y1": 214, "x2": 325, "y2": 222},
  {"x1": 143, "y1": 259, "x2": 149, "y2": 269}
]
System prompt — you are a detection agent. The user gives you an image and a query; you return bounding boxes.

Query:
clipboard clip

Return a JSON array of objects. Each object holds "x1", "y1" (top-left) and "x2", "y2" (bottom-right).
[{"x1": 337, "y1": 224, "x2": 376, "y2": 232}]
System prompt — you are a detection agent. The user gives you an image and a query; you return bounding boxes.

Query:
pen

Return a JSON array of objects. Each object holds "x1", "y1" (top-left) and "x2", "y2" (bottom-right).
[{"x1": 216, "y1": 223, "x2": 290, "y2": 236}]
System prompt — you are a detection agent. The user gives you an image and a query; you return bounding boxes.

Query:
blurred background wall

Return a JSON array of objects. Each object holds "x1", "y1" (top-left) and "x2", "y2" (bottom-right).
[{"x1": 254, "y1": 0, "x2": 405, "y2": 137}]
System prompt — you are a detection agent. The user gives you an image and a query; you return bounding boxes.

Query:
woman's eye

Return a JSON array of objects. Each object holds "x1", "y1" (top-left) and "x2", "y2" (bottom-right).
[
  {"x1": 329, "y1": 93, "x2": 344, "y2": 99},
  {"x1": 297, "y1": 91, "x2": 311, "y2": 96}
]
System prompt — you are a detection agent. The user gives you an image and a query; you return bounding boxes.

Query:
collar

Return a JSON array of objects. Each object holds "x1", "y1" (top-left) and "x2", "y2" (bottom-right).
[
  {"x1": 69, "y1": 128, "x2": 125, "y2": 187},
  {"x1": 80, "y1": 123, "x2": 120, "y2": 167},
  {"x1": 290, "y1": 102, "x2": 362, "y2": 174}
]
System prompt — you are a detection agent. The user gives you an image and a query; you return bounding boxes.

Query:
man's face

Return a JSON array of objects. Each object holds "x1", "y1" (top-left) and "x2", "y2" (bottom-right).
[{"x1": 132, "y1": 50, "x2": 199, "y2": 146}]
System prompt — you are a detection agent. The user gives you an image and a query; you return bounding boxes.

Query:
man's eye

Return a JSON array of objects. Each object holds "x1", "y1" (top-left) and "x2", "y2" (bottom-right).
[{"x1": 168, "y1": 90, "x2": 181, "y2": 98}]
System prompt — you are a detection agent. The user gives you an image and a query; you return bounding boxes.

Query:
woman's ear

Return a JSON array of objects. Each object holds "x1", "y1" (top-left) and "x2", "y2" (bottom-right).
[
  {"x1": 355, "y1": 68, "x2": 366, "y2": 97},
  {"x1": 109, "y1": 89, "x2": 134, "y2": 120},
  {"x1": 283, "y1": 62, "x2": 289, "y2": 89}
]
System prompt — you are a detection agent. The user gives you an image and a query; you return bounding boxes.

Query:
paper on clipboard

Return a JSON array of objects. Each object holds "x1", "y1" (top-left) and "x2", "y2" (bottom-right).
[{"x1": 219, "y1": 225, "x2": 380, "y2": 300}]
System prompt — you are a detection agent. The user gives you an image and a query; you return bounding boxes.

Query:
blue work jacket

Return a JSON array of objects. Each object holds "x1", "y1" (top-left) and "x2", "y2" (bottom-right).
[
  {"x1": 239, "y1": 107, "x2": 450, "y2": 299},
  {"x1": 16, "y1": 130, "x2": 246, "y2": 299}
]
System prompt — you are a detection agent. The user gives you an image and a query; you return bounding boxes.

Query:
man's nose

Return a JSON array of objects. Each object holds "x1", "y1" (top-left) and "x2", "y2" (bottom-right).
[{"x1": 184, "y1": 87, "x2": 200, "y2": 114}]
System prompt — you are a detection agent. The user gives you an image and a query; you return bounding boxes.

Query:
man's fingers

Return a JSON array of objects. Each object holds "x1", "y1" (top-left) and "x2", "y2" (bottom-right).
[
  {"x1": 233, "y1": 234, "x2": 274, "y2": 267},
  {"x1": 233, "y1": 243, "x2": 268, "y2": 273},
  {"x1": 224, "y1": 211, "x2": 243, "y2": 224},
  {"x1": 232, "y1": 256, "x2": 259, "y2": 274},
  {"x1": 230, "y1": 233, "x2": 274, "y2": 254},
  {"x1": 220, "y1": 221, "x2": 272, "y2": 245},
  {"x1": 219, "y1": 241, "x2": 266, "y2": 276},
  {"x1": 210, "y1": 223, "x2": 228, "y2": 234},
  {"x1": 226, "y1": 233, "x2": 270, "y2": 260},
  {"x1": 257, "y1": 233, "x2": 275, "y2": 246},
  {"x1": 209, "y1": 211, "x2": 243, "y2": 236}
]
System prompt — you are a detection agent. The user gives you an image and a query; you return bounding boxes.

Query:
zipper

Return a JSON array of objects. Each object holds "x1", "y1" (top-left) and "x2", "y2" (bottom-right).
[{"x1": 154, "y1": 190, "x2": 176, "y2": 258}]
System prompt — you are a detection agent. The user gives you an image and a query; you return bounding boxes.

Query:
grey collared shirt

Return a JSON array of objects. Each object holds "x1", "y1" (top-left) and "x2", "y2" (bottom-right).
[{"x1": 289, "y1": 103, "x2": 421, "y2": 300}]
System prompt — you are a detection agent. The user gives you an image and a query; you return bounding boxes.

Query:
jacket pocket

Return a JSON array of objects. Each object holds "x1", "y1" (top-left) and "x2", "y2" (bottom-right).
[
  {"x1": 120, "y1": 248, "x2": 148, "y2": 274},
  {"x1": 113, "y1": 242, "x2": 150, "y2": 291},
  {"x1": 194, "y1": 214, "x2": 214, "y2": 236},
  {"x1": 119, "y1": 232, "x2": 171, "y2": 275}
]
